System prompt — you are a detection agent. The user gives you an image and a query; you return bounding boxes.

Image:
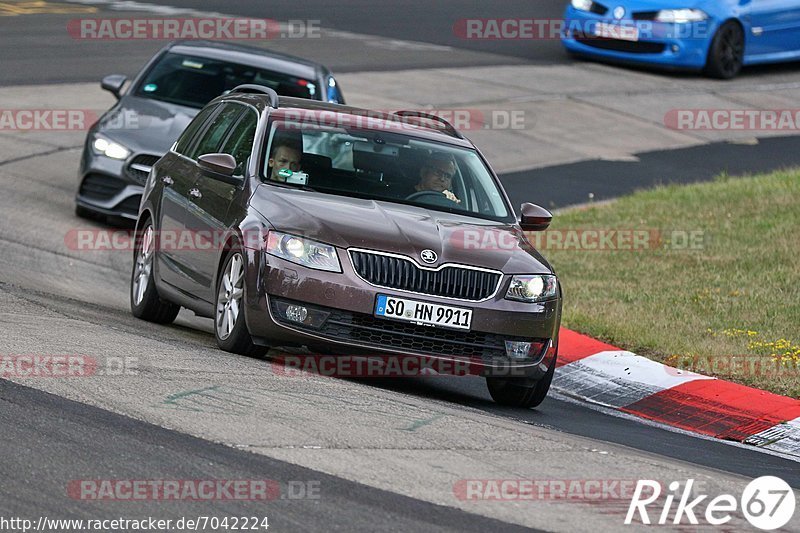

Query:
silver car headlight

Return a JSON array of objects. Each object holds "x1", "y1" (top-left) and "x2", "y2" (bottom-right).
[
  {"x1": 265, "y1": 231, "x2": 341, "y2": 272},
  {"x1": 655, "y1": 9, "x2": 708, "y2": 23},
  {"x1": 92, "y1": 135, "x2": 131, "y2": 160},
  {"x1": 505, "y1": 275, "x2": 558, "y2": 303}
]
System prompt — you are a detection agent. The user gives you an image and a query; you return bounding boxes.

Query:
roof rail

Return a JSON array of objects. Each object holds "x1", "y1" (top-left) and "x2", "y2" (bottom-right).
[
  {"x1": 393, "y1": 110, "x2": 464, "y2": 139},
  {"x1": 229, "y1": 84, "x2": 279, "y2": 108}
]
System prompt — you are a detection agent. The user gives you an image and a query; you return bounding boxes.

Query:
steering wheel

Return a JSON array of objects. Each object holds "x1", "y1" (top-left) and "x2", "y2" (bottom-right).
[{"x1": 405, "y1": 190, "x2": 459, "y2": 206}]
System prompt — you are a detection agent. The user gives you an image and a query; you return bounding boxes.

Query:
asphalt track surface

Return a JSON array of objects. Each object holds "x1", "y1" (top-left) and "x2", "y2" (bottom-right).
[
  {"x1": 0, "y1": 0, "x2": 562, "y2": 86},
  {"x1": 0, "y1": 378, "x2": 535, "y2": 533},
  {"x1": 1, "y1": 0, "x2": 800, "y2": 530},
  {"x1": 151, "y1": 0, "x2": 568, "y2": 63},
  {"x1": 2, "y1": 0, "x2": 798, "y2": 85},
  {"x1": 502, "y1": 135, "x2": 800, "y2": 208}
]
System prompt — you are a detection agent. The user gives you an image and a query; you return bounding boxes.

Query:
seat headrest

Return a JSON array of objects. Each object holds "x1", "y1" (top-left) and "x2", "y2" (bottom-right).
[{"x1": 302, "y1": 153, "x2": 332, "y2": 172}]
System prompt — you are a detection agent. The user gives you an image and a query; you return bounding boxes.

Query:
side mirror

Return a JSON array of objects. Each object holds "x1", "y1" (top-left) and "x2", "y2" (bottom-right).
[
  {"x1": 519, "y1": 203, "x2": 552, "y2": 231},
  {"x1": 198, "y1": 153, "x2": 241, "y2": 185},
  {"x1": 101, "y1": 74, "x2": 127, "y2": 100}
]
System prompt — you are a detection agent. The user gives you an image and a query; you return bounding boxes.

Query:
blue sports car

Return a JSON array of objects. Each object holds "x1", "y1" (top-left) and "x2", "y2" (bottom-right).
[{"x1": 561, "y1": 0, "x2": 800, "y2": 78}]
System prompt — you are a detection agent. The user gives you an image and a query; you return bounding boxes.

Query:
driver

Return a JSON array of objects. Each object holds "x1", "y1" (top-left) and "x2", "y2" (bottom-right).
[{"x1": 412, "y1": 152, "x2": 461, "y2": 204}]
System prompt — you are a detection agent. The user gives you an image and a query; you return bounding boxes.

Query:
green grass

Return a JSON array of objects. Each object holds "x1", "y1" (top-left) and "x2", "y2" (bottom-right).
[{"x1": 543, "y1": 169, "x2": 800, "y2": 397}]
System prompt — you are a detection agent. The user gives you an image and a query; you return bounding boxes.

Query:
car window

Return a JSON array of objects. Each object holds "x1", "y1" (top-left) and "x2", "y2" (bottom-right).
[
  {"x1": 134, "y1": 52, "x2": 320, "y2": 108},
  {"x1": 174, "y1": 104, "x2": 219, "y2": 156},
  {"x1": 262, "y1": 118, "x2": 512, "y2": 222},
  {"x1": 220, "y1": 108, "x2": 259, "y2": 176},
  {"x1": 187, "y1": 103, "x2": 244, "y2": 160}
]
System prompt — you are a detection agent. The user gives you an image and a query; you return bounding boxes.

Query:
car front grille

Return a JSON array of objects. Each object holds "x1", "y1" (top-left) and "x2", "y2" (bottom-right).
[
  {"x1": 270, "y1": 297, "x2": 546, "y2": 360},
  {"x1": 349, "y1": 250, "x2": 501, "y2": 302},
  {"x1": 126, "y1": 154, "x2": 161, "y2": 184},
  {"x1": 574, "y1": 32, "x2": 666, "y2": 54},
  {"x1": 632, "y1": 11, "x2": 658, "y2": 21},
  {"x1": 79, "y1": 173, "x2": 126, "y2": 200}
]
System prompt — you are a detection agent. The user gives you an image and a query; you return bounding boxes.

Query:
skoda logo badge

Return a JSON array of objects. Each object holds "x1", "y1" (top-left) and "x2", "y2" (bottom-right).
[
  {"x1": 613, "y1": 6, "x2": 625, "y2": 19},
  {"x1": 420, "y1": 249, "x2": 437, "y2": 264}
]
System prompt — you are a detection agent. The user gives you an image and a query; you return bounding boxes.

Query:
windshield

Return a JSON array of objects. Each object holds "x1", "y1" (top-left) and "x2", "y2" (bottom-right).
[
  {"x1": 134, "y1": 52, "x2": 318, "y2": 108},
  {"x1": 261, "y1": 118, "x2": 512, "y2": 221}
]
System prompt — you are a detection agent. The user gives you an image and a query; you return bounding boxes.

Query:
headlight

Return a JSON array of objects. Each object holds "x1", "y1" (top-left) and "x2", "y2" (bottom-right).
[
  {"x1": 92, "y1": 136, "x2": 131, "y2": 160},
  {"x1": 265, "y1": 231, "x2": 341, "y2": 272},
  {"x1": 571, "y1": 0, "x2": 595, "y2": 11},
  {"x1": 655, "y1": 9, "x2": 708, "y2": 23},
  {"x1": 506, "y1": 275, "x2": 557, "y2": 303}
]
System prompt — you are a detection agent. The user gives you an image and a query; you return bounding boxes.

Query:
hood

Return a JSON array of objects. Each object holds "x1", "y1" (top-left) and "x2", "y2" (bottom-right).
[
  {"x1": 597, "y1": 0, "x2": 705, "y2": 10},
  {"x1": 94, "y1": 95, "x2": 198, "y2": 155},
  {"x1": 251, "y1": 186, "x2": 553, "y2": 274},
  {"x1": 582, "y1": 0, "x2": 733, "y2": 26}
]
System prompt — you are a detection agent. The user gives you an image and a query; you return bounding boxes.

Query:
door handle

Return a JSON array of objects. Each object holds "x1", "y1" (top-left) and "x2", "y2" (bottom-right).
[
  {"x1": 189, "y1": 188, "x2": 202, "y2": 199},
  {"x1": 161, "y1": 176, "x2": 174, "y2": 186}
]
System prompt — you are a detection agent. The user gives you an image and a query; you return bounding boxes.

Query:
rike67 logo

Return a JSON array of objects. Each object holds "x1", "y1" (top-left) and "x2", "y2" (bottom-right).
[{"x1": 626, "y1": 477, "x2": 795, "y2": 530}]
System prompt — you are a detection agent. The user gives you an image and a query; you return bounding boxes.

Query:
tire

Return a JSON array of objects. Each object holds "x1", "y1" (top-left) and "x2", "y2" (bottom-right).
[
  {"x1": 704, "y1": 21, "x2": 744, "y2": 79},
  {"x1": 486, "y1": 357, "x2": 556, "y2": 408},
  {"x1": 130, "y1": 221, "x2": 180, "y2": 324},
  {"x1": 214, "y1": 248, "x2": 267, "y2": 358}
]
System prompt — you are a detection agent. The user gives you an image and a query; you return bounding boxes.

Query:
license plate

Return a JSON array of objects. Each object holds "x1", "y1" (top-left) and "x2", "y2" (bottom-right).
[
  {"x1": 594, "y1": 22, "x2": 639, "y2": 41},
  {"x1": 374, "y1": 294, "x2": 472, "y2": 330}
]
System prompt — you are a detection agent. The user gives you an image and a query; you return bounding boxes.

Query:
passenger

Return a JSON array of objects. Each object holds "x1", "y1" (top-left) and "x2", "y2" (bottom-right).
[
  {"x1": 267, "y1": 140, "x2": 302, "y2": 181},
  {"x1": 411, "y1": 152, "x2": 461, "y2": 204}
]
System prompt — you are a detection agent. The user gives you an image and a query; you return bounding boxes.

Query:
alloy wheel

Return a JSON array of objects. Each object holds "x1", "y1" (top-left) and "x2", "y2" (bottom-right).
[
  {"x1": 132, "y1": 225, "x2": 154, "y2": 306},
  {"x1": 718, "y1": 24, "x2": 744, "y2": 78},
  {"x1": 216, "y1": 252, "x2": 244, "y2": 340}
]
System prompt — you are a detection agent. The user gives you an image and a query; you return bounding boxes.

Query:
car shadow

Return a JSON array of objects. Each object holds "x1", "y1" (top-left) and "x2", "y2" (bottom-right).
[
  {"x1": 265, "y1": 348, "x2": 550, "y2": 415},
  {"x1": 566, "y1": 53, "x2": 800, "y2": 80}
]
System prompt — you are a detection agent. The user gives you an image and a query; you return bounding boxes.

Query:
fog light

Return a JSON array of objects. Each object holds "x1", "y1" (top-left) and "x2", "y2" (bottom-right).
[
  {"x1": 285, "y1": 305, "x2": 308, "y2": 323},
  {"x1": 671, "y1": 44, "x2": 680, "y2": 53},
  {"x1": 273, "y1": 299, "x2": 331, "y2": 329},
  {"x1": 505, "y1": 341, "x2": 533, "y2": 359}
]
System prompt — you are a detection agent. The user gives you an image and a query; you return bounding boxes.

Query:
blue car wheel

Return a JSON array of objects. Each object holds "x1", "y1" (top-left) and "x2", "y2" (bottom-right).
[{"x1": 704, "y1": 20, "x2": 745, "y2": 79}]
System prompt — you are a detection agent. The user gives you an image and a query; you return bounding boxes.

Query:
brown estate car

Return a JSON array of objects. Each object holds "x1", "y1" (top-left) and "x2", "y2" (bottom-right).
[{"x1": 130, "y1": 85, "x2": 562, "y2": 407}]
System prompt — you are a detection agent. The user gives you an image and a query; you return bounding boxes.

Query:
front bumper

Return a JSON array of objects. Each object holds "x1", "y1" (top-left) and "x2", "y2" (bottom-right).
[
  {"x1": 75, "y1": 144, "x2": 159, "y2": 220},
  {"x1": 561, "y1": 6, "x2": 715, "y2": 70},
  {"x1": 243, "y1": 249, "x2": 561, "y2": 380}
]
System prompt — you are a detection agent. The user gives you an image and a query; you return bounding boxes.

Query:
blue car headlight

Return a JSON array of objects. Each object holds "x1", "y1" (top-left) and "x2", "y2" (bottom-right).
[
  {"x1": 655, "y1": 9, "x2": 708, "y2": 23},
  {"x1": 571, "y1": 0, "x2": 598, "y2": 12}
]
